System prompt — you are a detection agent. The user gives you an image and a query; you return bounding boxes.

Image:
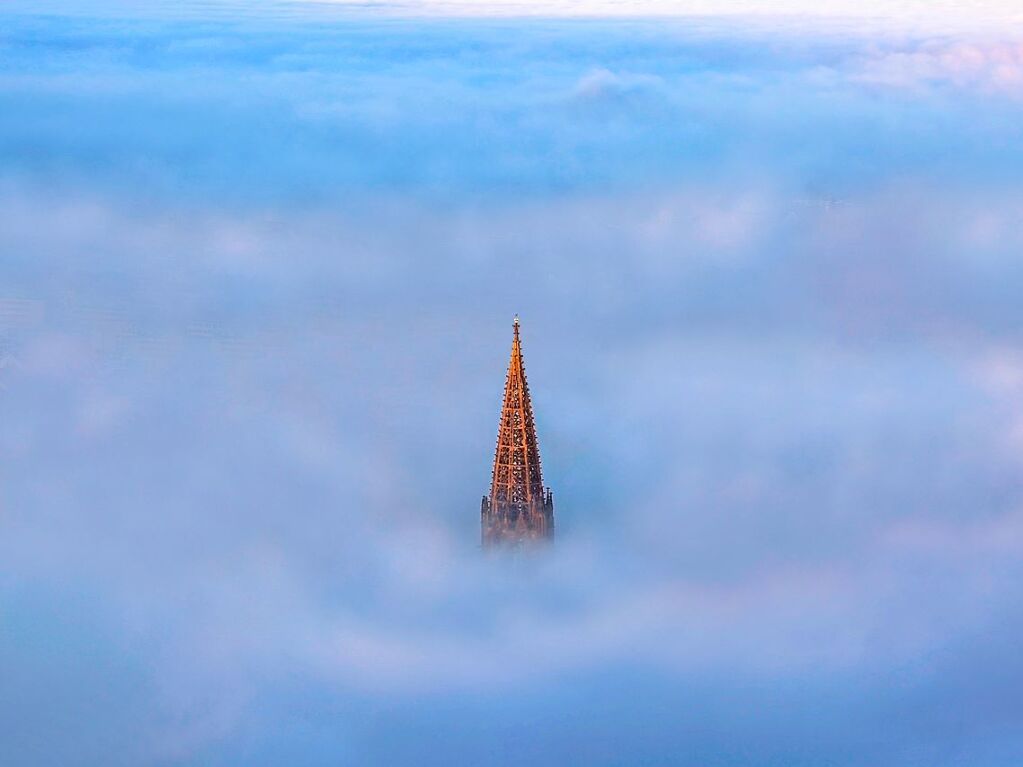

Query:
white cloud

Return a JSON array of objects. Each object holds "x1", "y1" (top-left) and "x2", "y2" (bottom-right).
[{"x1": 297, "y1": 0, "x2": 1023, "y2": 27}]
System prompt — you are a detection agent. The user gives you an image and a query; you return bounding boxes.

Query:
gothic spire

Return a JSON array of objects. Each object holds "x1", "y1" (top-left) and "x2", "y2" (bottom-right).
[{"x1": 481, "y1": 317, "x2": 554, "y2": 546}]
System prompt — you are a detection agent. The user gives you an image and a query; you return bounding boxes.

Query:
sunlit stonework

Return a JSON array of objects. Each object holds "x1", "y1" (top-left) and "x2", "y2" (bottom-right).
[{"x1": 481, "y1": 317, "x2": 555, "y2": 546}]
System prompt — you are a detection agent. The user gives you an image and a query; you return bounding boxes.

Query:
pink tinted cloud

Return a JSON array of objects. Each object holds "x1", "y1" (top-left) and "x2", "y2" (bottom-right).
[{"x1": 855, "y1": 40, "x2": 1023, "y2": 95}]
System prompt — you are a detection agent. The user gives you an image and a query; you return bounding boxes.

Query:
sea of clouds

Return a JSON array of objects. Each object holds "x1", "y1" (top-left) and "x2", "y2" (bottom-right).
[{"x1": 2, "y1": 5, "x2": 1023, "y2": 766}]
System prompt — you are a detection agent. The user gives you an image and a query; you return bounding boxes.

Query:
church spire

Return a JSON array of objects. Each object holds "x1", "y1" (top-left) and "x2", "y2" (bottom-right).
[{"x1": 481, "y1": 317, "x2": 554, "y2": 546}]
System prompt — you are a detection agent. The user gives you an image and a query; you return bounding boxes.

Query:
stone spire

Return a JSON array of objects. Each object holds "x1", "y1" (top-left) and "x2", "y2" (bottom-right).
[{"x1": 481, "y1": 317, "x2": 554, "y2": 546}]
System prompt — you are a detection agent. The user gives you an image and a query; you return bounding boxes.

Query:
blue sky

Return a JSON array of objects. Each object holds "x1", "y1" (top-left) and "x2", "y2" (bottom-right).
[{"x1": 2, "y1": 3, "x2": 1023, "y2": 766}]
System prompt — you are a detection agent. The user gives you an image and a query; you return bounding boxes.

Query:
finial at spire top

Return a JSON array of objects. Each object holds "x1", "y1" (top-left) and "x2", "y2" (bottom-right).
[{"x1": 513, "y1": 314, "x2": 519, "y2": 327}]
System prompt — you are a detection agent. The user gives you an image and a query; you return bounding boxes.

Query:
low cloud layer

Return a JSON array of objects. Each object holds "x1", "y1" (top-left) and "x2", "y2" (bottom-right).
[{"x1": 2, "y1": 7, "x2": 1023, "y2": 767}]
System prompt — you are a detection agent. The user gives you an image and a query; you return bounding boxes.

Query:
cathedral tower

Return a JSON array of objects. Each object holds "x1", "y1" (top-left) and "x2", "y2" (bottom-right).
[{"x1": 481, "y1": 317, "x2": 554, "y2": 546}]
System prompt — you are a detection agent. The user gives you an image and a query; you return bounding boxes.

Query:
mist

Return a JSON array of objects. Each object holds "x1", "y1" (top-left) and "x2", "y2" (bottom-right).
[{"x1": 2, "y1": 6, "x2": 1023, "y2": 766}]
